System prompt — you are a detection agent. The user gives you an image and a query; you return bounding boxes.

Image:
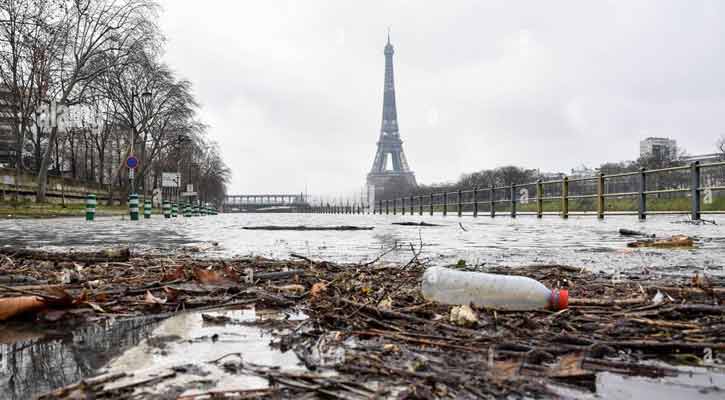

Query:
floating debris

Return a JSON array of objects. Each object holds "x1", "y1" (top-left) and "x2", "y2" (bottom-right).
[
  {"x1": 392, "y1": 221, "x2": 441, "y2": 227},
  {"x1": 619, "y1": 228, "x2": 655, "y2": 237},
  {"x1": 242, "y1": 225, "x2": 374, "y2": 231},
  {"x1": 627, "y1": 234, "x2": 695, "y2": 248}
]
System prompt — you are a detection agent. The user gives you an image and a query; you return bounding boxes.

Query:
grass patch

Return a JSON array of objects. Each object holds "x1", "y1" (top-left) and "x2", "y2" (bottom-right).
[{"x1": 0, "y1": 200, "x2": 127, "y2": 218}]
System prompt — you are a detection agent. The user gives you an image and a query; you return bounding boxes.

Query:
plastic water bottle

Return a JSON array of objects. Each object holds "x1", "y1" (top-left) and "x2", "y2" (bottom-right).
[{"x1": 421, "y1": 266, "x2": 568, "y2": 311}]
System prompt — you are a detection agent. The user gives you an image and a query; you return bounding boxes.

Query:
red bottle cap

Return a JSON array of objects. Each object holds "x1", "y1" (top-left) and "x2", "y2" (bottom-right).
[
  {"x1": 557, "y1": 289, "x2": 569, "y2": 310},
  {"x1": 550, "y1": 289, "x2": 569, "y2": 310}
]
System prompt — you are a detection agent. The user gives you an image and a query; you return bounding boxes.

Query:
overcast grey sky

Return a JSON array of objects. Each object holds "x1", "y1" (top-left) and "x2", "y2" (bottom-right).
[{"x1": 157, "y1": 0, "x2": 725, "y2": 197}]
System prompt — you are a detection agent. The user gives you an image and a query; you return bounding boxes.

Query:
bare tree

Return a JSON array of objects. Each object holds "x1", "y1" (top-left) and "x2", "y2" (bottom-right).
[
  {"x1": 0, "y1": 0, "x2": 60, "y2": 195},
  {"x1": 36, "y1": 0, "x2": 159, "y2": 201},
  {"x1": 2, "y1": 0, "x2": 232, "y2": 204},
  {"x1": 95, "y1": 47, "x2": 199, "y2": 197}
]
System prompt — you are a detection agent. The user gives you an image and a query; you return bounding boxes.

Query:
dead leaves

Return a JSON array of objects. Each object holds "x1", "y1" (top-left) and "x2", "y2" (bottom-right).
[
  {"x1": 162, "y1": 266, "x2": 186, "y2": 282},
  {"x1": 163, "y1": 286, "x2": 181, "y2": 302},
  {"x1": 193, "y1": 267, "x2": 236, "y2": 285},
  {"x1": 144, "y1": 290, "x2": 167, "y2": 305},
  {"x1": 310, "y1": 282, "x2": 328, "y2": 302},
  {"x1": 449, "y1": 304, "x2": 478, "y2": 327},
  {"x1": 270, "y1": 284, "x2": 305, "y2": 295},
  {"x1": 0, "y1": 296, "x2": 46, "y2": 321},
  {"x1": 0, "y1": 286, "x2": 74, "y2": 321}
]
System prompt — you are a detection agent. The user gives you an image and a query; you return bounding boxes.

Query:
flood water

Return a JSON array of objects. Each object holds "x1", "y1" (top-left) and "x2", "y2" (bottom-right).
[
  {"x1": 1, "y1": 212, "x2": 724, "y2": 275},
  {"x1": 1, "y1": 213, "x2": 725, "y2": 398}
]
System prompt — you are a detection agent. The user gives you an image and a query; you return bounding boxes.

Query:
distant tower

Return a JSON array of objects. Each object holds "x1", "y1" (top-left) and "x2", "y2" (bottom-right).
[{"x1": 367, "y1": 34, "x2": 416, "y2": 205}]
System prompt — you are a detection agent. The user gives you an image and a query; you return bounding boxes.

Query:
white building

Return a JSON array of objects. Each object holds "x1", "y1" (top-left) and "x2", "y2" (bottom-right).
[
  {"x1": 570, "y1": 165, "x2": 596, "y2": 178},
  {"x1": 640, "y1": 137, "x2": 677, "y2": 160}
]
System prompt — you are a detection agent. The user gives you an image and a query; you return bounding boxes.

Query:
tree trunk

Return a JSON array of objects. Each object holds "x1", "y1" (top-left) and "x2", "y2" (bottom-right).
[{"x1": 36, "y1": 126, "x2": 59, "y2": 203}]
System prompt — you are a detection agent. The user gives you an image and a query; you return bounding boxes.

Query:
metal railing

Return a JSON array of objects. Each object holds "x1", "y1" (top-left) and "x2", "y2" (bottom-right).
[{"x1": 307, "y1": 161, "x2": 725, "y2": 220}]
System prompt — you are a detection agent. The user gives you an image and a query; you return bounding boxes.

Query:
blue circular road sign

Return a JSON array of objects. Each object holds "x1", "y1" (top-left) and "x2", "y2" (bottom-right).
[{"x1": 126, "y1": 155, "x2": 139, "y2": 169}]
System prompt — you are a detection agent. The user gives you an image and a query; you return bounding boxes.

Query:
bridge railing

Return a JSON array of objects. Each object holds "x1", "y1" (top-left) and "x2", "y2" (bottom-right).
[{"x1": 309, "y1": 160, "x2": 725, "y2": 220}]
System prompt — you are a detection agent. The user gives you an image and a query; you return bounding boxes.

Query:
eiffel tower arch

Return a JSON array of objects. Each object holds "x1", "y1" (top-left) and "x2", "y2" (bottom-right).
[{"x1": 367, "y1": 34, "x2": 417, "y2": 205}]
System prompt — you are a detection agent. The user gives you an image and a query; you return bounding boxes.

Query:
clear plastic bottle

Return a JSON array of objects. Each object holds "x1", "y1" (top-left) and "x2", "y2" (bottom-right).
[{"x1": 421, "y1": 266, "x2": 568, "y2": 311}]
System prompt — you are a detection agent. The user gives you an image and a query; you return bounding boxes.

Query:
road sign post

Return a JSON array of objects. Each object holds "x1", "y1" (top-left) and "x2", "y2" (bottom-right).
[{"x1": 126, "y1": 155, "x2": 139, "y2": 194}]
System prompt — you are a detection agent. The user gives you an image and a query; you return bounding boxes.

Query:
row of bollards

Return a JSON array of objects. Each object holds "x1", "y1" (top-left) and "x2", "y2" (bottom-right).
[{"x1": 84, "y1": 193, "x2": 218, "y2": 221}]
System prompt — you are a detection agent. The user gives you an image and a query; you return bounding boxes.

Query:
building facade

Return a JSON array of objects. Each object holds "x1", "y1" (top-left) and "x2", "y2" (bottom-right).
[
  {"x1": 0, "y1": 86, "x2": 17, "y2": 166},
  {"x1": 639, "y1": 137, "x2": 677, "y2": 160}
]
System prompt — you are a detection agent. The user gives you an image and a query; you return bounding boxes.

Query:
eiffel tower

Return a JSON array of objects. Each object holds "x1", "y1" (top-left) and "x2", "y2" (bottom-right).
[{"x1": 367, "y1": 34, "x2": 416, "y2": 203}]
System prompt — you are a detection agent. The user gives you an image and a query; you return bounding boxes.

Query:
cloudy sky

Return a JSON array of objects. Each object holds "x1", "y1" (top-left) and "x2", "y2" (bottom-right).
[{"x1": 157, "y1": 0, "x2": 725, "y2": 197}]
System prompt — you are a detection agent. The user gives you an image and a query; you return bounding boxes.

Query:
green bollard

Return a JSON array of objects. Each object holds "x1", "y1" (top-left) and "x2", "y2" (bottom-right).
[
  {"x1": 143, "y1": 199, "x2": 152, "y2": 219},
  {"x1": 184, "y1": 202, "x2": 192, "y2": 217},
  {"x1": 163, "y1": 201, "x2": 171, "y2": 218},
  {"x1": 85, "y1": 193, "x2": 96, "y2": 221},
  {"x1": 129, "y1": 193, "x2": 139, "y2": 221},
  {"x1": 171, "y1": 203, "x2": 178, "y2": 218}
]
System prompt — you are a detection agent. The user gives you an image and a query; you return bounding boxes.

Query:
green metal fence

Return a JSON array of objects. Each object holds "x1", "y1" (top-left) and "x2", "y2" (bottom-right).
[{"x1": 311, "y1": 161, "x2": 725, "y2": 220}]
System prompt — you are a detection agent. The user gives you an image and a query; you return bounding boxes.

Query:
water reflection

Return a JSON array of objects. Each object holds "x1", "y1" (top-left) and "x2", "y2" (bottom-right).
[
  {"x1": 101, "y1": 309, "x2": 303, "y2": 397},
  {"x1": 0, "y1": 318, "x2": 159, "y2": 400}
]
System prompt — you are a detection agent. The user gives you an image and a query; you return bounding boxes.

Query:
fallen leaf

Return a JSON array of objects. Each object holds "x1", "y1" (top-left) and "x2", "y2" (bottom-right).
[
  {"x1": 490, "y1": 360, "x2": 522, "y2": 382},
  {"x1": 383, "y1": 343, "x2": 400, "y2": 353},
  {"x1": 44, "y1": 287, "x2": 74, "y2": 306},
  {"x1": 0, "y1": 296, "x2": 47, "y2": 321},
  {"x1": 93, "y1": 292, "x2": 110, "y2": 303},
  {"x1": 163, "y1": 286, "x2": 181, "y2": 302},
  {"x1": 549, "y1": 353, "x2": 594, "y2": 379},
  {"x1": 144, "y1": 290, "x2": 167, "y2": 304},
  {"x1": 223, "y1": 266, "x2": 239, "y2": 281},
  {"x1": 163, "y1": 266, "x2": 186, "y2": 282},
  {"x1": 86, "y1": 302, "x2": 107, "y2": 313},
  {"x1": 450, "y1": 304, "x2": 478, "y2": 327},
  {"x1": 193, "y1": 268, "x2": 231, "y2": 285},
  {"x1": 271, "y1": 284, "x2": 305, "y2": 295},
  {"x1": 310, "y1": 282, "x2": 327, "y2": 300}
]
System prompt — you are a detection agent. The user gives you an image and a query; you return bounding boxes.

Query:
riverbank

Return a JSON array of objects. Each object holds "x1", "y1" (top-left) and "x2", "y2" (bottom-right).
[
  {"x1": 0, "y1": 200, "x2": 127, "y2": 218},
  {"x1": 0, "y1": 247, "x2": 723, "y2": 398}
]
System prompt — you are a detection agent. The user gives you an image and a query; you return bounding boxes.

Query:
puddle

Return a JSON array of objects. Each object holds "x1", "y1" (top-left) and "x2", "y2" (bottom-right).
[
  {"x1": 596, "y1": 367, "x2": 725, "y2": 399},
  {"x1": 0, "y1": 318, "x2": 160, "y2": 400},
  {"x1": 99, "y1": 308, "x2": 306, "y2": 397},
  {"x1": 0, "y1": 309, "x2": 306, "y2": 399}
]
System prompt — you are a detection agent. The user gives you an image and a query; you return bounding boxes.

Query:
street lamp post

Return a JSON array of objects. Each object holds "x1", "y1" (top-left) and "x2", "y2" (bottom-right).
[{"x1": 176, "y1": 134, "x2": 189, "y2": 206}]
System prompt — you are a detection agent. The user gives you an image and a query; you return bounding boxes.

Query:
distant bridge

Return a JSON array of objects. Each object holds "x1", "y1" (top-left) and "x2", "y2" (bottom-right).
[{"x1": 222, "y1": 194, "x2": 309, "y2": 213}]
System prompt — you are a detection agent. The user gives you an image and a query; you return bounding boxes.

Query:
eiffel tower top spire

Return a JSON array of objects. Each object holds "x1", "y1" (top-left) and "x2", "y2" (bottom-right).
[{"x1": 381, "y1": 32, "x2": 398, "y2": 136}]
